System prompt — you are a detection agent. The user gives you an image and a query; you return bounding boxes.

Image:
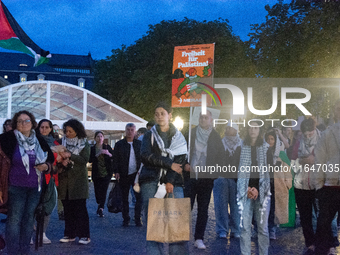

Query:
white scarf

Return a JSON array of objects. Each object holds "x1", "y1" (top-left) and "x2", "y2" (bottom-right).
[
  {"x1": 14, "y1": 129, "x2": 47, "y2": 174},
  {"x1": 62, "y1": 136, "x2": 87, "y2": 155},
  {"x1": 298, "y1": 129, "x2": 320, "y2": 158},
  {"x1": 150, "y1": 124, "x2": 187, "y2": 182},
  {"x1": 222, "y1": 134, "x2": 242, "y2": 155},
  {"x1": 14, "y1": 129, "x2": 47, "y2": 191},
  {"x1": 150, "y1": 124, "x2": 187, "y2": 160}
]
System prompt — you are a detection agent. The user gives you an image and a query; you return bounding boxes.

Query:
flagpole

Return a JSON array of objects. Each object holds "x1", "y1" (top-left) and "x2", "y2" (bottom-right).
[{"x1": 187, "y1": 106, "x2": 193, "y2": 162}]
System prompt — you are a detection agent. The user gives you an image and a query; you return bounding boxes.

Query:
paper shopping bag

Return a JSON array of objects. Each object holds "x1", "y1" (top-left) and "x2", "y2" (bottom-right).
[{"x1": 147, "y1": 197, "x2": 191, "y2": 243}]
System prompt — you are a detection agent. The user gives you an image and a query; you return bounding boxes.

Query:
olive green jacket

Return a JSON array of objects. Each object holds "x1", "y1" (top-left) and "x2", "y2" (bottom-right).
[{"x1": 58, "y1": 141, "x2": 90, "y2": 200}]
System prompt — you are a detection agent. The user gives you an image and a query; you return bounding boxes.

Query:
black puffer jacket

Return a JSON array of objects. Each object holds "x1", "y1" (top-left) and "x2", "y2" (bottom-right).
[{"x1": 139, "y1": 124, "x2": 188, "y2": 186}]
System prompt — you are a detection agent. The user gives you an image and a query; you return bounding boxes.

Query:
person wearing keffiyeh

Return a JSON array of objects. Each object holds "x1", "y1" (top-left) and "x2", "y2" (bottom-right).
[
  {"x1": 214, "y1": 123, "x2": 241, "y2": 239},
  {"x1": 57, "y1": 119, "x2": 91, "y2": 245},
  {"x1": 291, "y1": 118, "x2": 320, "y2": 255},
  {"x1": 0, "y1": 111, "x2": 54, "y2": 255},
  {"x1": 187, "y1": 111, "x2": 225, "y2": 250},
  {"x1": 139, "y1": 102, "x2": 189, "y2": 255},
  {"x1": 235, "y1": 121, "x2": 271, "y2": 255},
  {"x1": 265, "y1": 130, "x2": 292, "y2": 241}
]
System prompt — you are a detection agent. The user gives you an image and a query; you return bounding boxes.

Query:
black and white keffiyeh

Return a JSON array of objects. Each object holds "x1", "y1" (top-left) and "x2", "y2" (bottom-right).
[
  {"x1": 222, "y1": 134, "x2": 242, "y2": 155},
  {"x1": 14, "y1": 129, "x2": 47, "y2": 174},
  {"x1": 298, "y1": 129, "x2": 320, "y2": 158},
  {"x1": 14, "y1": 129, "x2": 47, "y2": 191},
  {"x1": 61, "y1": 136, "x2": 87, "y2": 155},
  {"x1": 237, "y1": 143, "x2": 271, "y2": 227},
  {"x1": 150, "y1": 124, "x2": 187, "y2": 160}
]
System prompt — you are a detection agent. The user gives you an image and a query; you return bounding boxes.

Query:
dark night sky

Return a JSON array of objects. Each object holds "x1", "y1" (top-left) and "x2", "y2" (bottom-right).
[{"x1": 1, "y1": 0, "x2": 284, "y2": 60}]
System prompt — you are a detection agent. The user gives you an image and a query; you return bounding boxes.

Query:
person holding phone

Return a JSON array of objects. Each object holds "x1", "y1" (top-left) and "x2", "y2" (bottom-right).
[
  {"x1": 0, "y1": 111, "x2": 54, "y2": 254},
  {"x1": 89, "y1": 131, "x2": 113, "y2": 217}
]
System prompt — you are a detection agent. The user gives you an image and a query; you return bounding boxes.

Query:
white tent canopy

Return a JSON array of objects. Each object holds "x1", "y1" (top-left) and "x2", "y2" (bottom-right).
[{"x1": 0, "y1": 81, "x2": 147, "y2": 132}]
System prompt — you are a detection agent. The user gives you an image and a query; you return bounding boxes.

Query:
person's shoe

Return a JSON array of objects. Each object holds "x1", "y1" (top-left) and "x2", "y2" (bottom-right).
[
  {"x1": 43, "y1": 232, "x2": 51, "y2": 244},
  {"x1": 230, "y1": 232, "x2": 240, "y2": 238},
  {"x1": 59, "y1": 236, "x2": 76, "y2": 243},
  {"x1": 98, "y1": 208, "x2": 104, "y2": 217},
  {"x1": 30, "y1": 237, "x2": 34, "y2": 245},
  {"x1": 194, "y1": 239, "x2": 206, "y2": 249},
  {"x1": 78, "y1": 237, "x2": 91, "y2": 245},
  {"x1": 122, "y1": 221, "x2": 129, "y2": 227},
  {"x1": 135, "y1": 221, "x2": 142, "y2": 227},
  {"x1": 269, "y1": 232, "x2": 277, "y2": 240},
  {"x1": 218, "y1": 233, "x2": 227, "y2": 239}
]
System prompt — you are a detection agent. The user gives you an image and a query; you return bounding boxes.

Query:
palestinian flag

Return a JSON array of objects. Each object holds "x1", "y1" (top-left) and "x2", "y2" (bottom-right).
[{"x1": 0, "y1": 0, "x2": 51, "y2": 66}]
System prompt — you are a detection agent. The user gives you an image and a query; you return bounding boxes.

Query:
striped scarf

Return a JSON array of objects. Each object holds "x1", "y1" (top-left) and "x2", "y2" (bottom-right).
[
  {"x1": 150, "y1": 124, "x2": 187, "y2": 160},
  {"x1": 237, "y1": 143, "x2": 271, "y2": 227},
  {"x1": 222, "y1": 134, "x2": 242, "y2": 155}
]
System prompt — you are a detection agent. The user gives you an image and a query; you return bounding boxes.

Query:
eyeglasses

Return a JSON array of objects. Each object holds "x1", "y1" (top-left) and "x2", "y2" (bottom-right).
[{"x1": 17, "y1": 119, "x2": 31, "y2": 125}]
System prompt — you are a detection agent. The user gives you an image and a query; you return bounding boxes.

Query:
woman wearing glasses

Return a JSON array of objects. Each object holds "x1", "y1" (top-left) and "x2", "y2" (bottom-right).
[{"x1": 0, "y1": 110, "x2": 54, "y2": 255}]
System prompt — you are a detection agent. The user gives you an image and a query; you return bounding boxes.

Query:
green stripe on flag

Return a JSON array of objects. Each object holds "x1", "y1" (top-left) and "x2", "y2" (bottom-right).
[
  {"x1": 279, "y1": 151, "x2": 290, "y2": 166},
  {"x1": 35, "y1": 56, "x2": 50, "y2": 66},
  {"x1": 0, "y1": 37, "x2": 34, "y2": 57}
]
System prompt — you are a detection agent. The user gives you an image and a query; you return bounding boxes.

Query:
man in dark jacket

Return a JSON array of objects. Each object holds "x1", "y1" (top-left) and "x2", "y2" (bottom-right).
[
  {"x1": 185, "y1": 111, "x2": 225, "y2": 249},
  {"x1": 113, "y1": 123, "x2": 142, "y2": 227}
]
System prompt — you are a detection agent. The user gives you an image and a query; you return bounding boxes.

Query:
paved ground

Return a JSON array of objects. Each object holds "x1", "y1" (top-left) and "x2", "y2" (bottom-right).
[{"x1": 0, "y1": 182, "x2": 338, "y2": 254}]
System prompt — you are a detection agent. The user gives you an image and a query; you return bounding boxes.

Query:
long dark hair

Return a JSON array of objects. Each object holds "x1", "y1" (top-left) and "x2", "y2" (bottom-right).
[
  {"x1": 36, "y1": 119, "x2": 53, "y2": 136},
  {"x1": 243, "y1": 120, "x2": 265, "y2": 147},
  {"x1": 265, "y1": 131, "x2": 277, "y2": 148},
  {"x1": 63, "y1": 119, "x2": 87, "y2": 139}
]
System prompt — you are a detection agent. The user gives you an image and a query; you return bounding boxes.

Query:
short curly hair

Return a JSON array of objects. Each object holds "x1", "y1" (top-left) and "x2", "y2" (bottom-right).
[
  {"x1": 63, "y1": 119, "x2": 87, "y2": 139},
  {"x1": 11, "y1": 111, "x2": 37, "y2": 131}
]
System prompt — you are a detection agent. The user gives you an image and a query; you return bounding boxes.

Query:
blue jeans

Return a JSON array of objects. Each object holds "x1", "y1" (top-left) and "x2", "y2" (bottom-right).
[
  {"x1": 213, "y1": 178, "x2": 240, "y2": 236},
  {"x1": 141, "y1": 181, "x2": 189, "y2": 255},
  {"x1": 240, "y1": 196, "x2": 270, "y2": 255},
  {"x1": 6, "y1": 185, "x2": 41, "y2": 255}
]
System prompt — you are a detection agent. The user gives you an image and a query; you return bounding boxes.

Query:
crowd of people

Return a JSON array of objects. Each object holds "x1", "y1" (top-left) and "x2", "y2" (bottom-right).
[{"x1": 0, "y1": 99, "x2": 340, "y2": 255}]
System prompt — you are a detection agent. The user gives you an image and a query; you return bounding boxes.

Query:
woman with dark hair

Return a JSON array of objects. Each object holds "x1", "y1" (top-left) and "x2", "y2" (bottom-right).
[
  {"x1": 89, "y1": 131, "x2": 113, "y2": 217},
  {"x1": 292, "y1": 118, "x2": 320, "y2": 255},
  {"x1": 139, "y1": 102, "x2": 189, "y2": 254},
  {"x1": 2, "y1": 119, "x2": 12, "y2": 133},
  {"x1": 0, "y1": 110, "x2": 54, "y2": 254},
  {"x1": 235, "y1": 121, "x2": 271, "y2": 255},
  {"x1": 35, "y1": 119, "x2": 61, "y2": 244},
  {"x1": 265, "y1": 130, "x2": 292, "y2": 240},
  {"x1": 58, "y1": 119, "x2": 91, "y2": 245}
]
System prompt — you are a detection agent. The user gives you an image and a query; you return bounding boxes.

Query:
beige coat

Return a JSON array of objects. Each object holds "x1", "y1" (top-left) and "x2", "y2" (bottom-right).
[
  {"x1": 273, "y1": 154, "x2": 293, "y2": 224},
  {"x1": 314, "y1": 123, "x2": 340, "y2": 190}
]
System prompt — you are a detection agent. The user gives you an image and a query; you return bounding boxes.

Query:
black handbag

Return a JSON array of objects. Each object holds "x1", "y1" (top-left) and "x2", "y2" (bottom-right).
[{"x1": 107, "y1": 181, "x2": 123, "y2": 213}]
